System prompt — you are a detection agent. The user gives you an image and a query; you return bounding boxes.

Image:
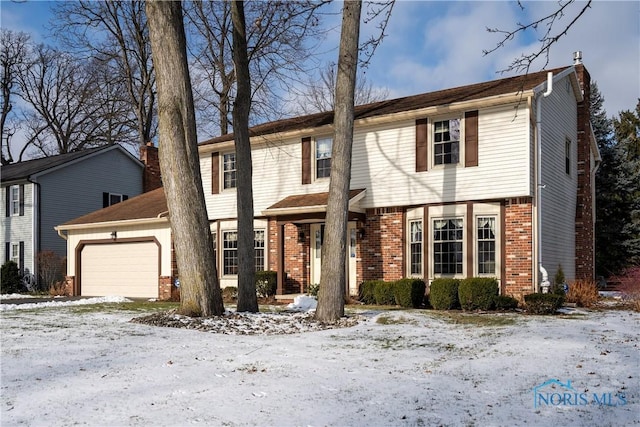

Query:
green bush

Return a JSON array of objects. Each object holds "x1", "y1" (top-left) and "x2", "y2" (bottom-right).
[
  {"x1": 494, "y1": 295, "x2": 519, "y2": 310},
  {"x1": 458, "y1": 278, "x2": 499, "y2": 311},
  {"x1": 255, "y1": 270, "x2": 277, "y2": 297},
  {"x1": 359, "y1": 280, "x2": 383, "y2": 304},
  {"x1": 307, "y1": 283, "x2": 319, "y2": 297},
  {"x1": 1, "y1": 261, "x2": 23, "y2": 294},
  {"x1": 393, "y1": 278, "x2": 426, "y2": 308},
  {"x1": 374, "y1": 281, "x2": 396, "y2": 305},
  {"x1": 429, "y1": 278, "x2": 460, "y2": 310},
  {"x1": 524, "y1": 293, "x2": 564, "y2": 314}
]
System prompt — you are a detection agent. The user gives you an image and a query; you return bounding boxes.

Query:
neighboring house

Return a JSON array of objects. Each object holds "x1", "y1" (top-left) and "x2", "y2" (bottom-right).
[
  {"x1": 2, "y1": 144, "x2": 161, "y2": 287},
  {"x1": 56, "y1": 59, "x2": 599, "y2": 301}
]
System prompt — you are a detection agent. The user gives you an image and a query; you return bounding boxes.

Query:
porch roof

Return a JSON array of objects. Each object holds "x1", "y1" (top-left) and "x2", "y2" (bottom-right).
[{"x1": 262, "y1": 189, "x2": 366, "y2": 217}]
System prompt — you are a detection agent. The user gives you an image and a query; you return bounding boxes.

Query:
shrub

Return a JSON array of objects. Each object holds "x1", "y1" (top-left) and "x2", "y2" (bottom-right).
[
  {"x1": 1, "y1": 261, "x2": 23, "y2": 294},
  {"x1": 610, "y1": 266, "x2": 640, "y2": 312},
  {"x1": 458, "y1": 278, "x2": 499, "y2": 311},
  {"x1": 565, "y1": 279, "x2": 599, "y2": 307},
  {"x1": 359, "y1": 280, "x2": 383, "y2": 304},
  {"x1": 524, "y1": 293, "x2": 564, "y2": 314},
  {"x1": 429, "y1": 278, "x2": 460, "y2": 310},
  {"x1": 37, "y1": 251, "x2": 65, "y2": 292},
  {"x1": 49, "y1": 280, "x2": 69, "y2": 297},
  {"x1": 255, "y1": 270, "x2": 277, "y2": 298},
  {"x1": 393, "y1": 278, "x2": 426, "y2": 308},
  {"x1": 373, "y1": 281, "x2": 396, "y2": 305},
  {"x1": 307, "y1": 283, "x2": 319, "y2": 297},
  {"x1": 494, "y1": 295, "x2": 519, "y2": 310},
  {"x1": 222, "y1": 286, "x2": 237, "y2": 302}
]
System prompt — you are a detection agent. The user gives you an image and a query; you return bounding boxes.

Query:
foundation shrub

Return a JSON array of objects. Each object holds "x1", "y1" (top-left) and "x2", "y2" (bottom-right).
[
  {"x1": 373, "y1": 281, "x2": 396, "y2": 306},
  {"x1": 566, "y1": 279, "x2": 599, "y2": 307},
  {"x1": 359, "y1": 280, "x2": 383, "y2": 304},
  {"x1": 307, "y1": 283, "x2": 319, "y2": 297},
  {"x1": 255, "y1": 270, "x2": 277, "y2": 298},
  {"x1": 524, "y1": 293, "x2": 564, "y2": 314},
  {"x1": 1, "y1": 261, "x2": 23, "y2": 294},
  {"x1": 493, "y1": 295, "x2": 519, "y2": 310},
  {"x1": 393, "y1": 278, "x2": 426, "y2": 308},
  {"x1": 458, "y1": 278, "x2": 499, "y2": 311},
  {"x1": 222, "y1": 286, "x2": 237, "y2": 303},
  {"x1": 429, "y1": 278, "x2": 460, "y2": 310},
  {"x1": 49, "y1": 280, "x2": 68, "y2": 297},
  {"x1": 610, "y1": 266, "x2": 640, "y2": 312}
]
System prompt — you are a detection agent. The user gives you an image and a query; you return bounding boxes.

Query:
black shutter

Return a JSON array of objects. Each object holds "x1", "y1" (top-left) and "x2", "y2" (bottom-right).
[
  {"x1": 103, "y1": 192, "x2": 109, "y2": 208},
  {"x1": 19, "y1": 185, "x2": 24, "y2": 216},
  {"x1": 123, "y1": 195, "x2": 129, "y2": 201},
  {"x1": 19, "y1": 241, "x2": 24, "y2": 274},
  {"x1": 5, "y1": 187, "x2": 9, "y2": 217},
  {"x1": 5, "y1": 242, "x2": 9, "y2": 262}
]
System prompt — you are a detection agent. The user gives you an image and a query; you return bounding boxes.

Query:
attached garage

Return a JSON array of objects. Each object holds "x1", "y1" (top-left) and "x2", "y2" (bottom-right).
[{"x1": 79, "y1": 240, "x2": 160, "y2": 298}]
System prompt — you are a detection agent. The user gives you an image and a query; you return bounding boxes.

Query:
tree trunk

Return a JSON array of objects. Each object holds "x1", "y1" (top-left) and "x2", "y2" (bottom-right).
[
  {"x1": 231, "y1": 0, "x2": 258, "y2": 313},
  {"x1": 315, "y1": 1, "x2": 361, "y2": 322},
  {"x1": 146, "y1": 0, "x2": 223, "y2": 317}
]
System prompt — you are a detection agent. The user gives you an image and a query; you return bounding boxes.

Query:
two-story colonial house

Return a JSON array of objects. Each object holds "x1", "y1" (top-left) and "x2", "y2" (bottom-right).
[
  {"x1": 56, "y1": 60, "x2": 599, "y2": 301},
  {"x1": 2, "y1": 144, "x2": 161, "y2": 288}
]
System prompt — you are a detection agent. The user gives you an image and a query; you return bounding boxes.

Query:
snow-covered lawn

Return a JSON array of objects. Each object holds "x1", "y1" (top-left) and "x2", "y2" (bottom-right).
[{"x1": 1, "y1": 298, "x2": 638, "y2": 426}]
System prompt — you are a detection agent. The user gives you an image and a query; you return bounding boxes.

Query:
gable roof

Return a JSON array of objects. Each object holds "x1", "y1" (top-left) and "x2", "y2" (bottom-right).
[
  {"x1": 1, "y1": 145, "x2": 142, "y2": 183},
  {"x1": 200, "y1": 66, "x2": 569, "y2": 146},
  {"x1": 60, "y1": 187, "x2": 168, "y2": 227}
]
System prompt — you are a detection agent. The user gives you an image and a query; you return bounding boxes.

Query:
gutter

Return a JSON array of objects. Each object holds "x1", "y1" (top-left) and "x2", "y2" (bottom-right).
[{"x1": 535, "y1": 72, "x2": 554, "y2": 293}]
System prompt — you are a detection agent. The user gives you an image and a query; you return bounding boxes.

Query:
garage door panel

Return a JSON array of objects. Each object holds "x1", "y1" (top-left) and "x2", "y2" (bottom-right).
[{"x1": 81, "y1": 242, "x2": 158, "y2": 298}]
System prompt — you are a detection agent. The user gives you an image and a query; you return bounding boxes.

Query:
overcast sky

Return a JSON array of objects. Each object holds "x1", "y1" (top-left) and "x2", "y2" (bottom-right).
[{"x1": 1, "y1": 0, "x2": 638, "y2": 147}]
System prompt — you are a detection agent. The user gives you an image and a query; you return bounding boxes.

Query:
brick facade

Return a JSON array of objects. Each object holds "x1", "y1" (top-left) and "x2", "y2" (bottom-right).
[
  {"x1": 574, "y1": 64, "x2": 595, "y2": 280},
  {"x1": 361, "y1": 208, "x2": 404, "y2": 282},
  {"x1": 504, "y1": 198, "x2": 534, "y2": 300}
]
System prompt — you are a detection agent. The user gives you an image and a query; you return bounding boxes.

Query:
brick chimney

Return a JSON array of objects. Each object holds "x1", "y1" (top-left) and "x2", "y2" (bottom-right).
[
  {"x1": 140, "y1": 142, "x2": 162, "y2": 192},
  {"x1": 573, "y1": 57, "x2": 596, "y2": 280}
]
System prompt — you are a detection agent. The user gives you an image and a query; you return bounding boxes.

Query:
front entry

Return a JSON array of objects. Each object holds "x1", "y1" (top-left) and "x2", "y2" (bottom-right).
[{"x1": 310, "y1": 222, "x2": 358, "y2": 296}]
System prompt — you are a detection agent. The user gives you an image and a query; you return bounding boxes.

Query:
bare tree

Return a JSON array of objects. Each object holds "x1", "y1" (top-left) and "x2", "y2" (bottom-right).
[
  {"x1": 294, "y1": 61, "x2": 388, "y2": 114},
  {"x1": 1, "y1": 30, "x2": 30, "y2": 164},
  {"x1": 184, "y1": 0, "x2": 328, "y2": 137},
  {"x1": 146, "y1": 0, "x2": 224, "y2": 317},
  {"x1": 16, "y1": 45, "x2": 115, "y2": 156},
  {"x1": 231, "y1": 1, "x2": 258, "y2": 313},
  {"x1": 52, "y1": 0, "x2": 156, "y2": 148},
  {"x1": 315, "y1": 0, "x2": 362, "y2": 322},
  {"x1": 484, "y1": 0, "x2": 592, "y2": 73}
]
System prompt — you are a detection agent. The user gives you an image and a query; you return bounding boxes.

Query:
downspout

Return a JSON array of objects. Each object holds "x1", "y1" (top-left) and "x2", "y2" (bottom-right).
[
  {"x1": 27, "y1": 177, "x2": 41, "y2": 287},
  {"x1": 536, "y1": 72, "x2": 553, "y2": 293}
]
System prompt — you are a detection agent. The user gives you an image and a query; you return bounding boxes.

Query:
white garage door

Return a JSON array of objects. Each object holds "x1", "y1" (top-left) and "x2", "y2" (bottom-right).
[{"x1": 81, "y1": 242, "x2": 158, "y2": 298}]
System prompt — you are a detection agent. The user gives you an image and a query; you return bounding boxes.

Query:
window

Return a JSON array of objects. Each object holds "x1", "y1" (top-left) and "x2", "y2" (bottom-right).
[
  {"x1": 316, "y1": 137, "x2": 332, "y2": 179},
  {"x1": 477, "y1": 217, "x2": 496, "y2": 275},
  {"x1": 103, "y1": 192, "x2": 127, "y2": 208},
  {"x1": 211, "y1": 232, "x2": 217, "y2": 271},
  {"x1": 10, "y1": 243, "x2": 19, "y2": 264},
  {"x1": 409, "y1": 220, "x2": 423, "y2": 276},
  {"x1": 10, "y1": 186, "x2": 20, "y2": 215},
  {"x1": 565, "y1": 138, "x2": 571, "y2": 175},
  {"x1": 255, "y1": 230, "x2": 265, "y2": 271},
  {"x1": 222, "y1": 229, "x2": 266, "y2": 275},
  {"x1": 223, "y1": 231, "x2": 238, "y2": 275},
  {"x1": 434, "y1": 119, "x2": 460, "y2": 165},
  {"x1": 433, "y1": 218, "x2": 463, "y2": 274},
  {"x1": 223, "y1": 153, "x2": 237, "y2": 189}
]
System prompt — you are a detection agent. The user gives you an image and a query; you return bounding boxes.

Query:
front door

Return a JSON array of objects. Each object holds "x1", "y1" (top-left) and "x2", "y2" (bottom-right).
[{"x1": 310, "y1": 222, "x2": 357, "y2": 295}]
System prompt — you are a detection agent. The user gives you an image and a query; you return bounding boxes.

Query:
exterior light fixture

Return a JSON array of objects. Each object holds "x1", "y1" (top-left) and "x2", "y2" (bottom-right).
[{"x1": 110, "y1": 231, "x2": 117, "y2": 240}]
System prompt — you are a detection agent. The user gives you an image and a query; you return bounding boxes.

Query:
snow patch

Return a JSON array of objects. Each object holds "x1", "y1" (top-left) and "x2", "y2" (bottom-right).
[
  {"x1": 286, "y1": 295, "x2": 317, "y2": 311},
  {"x1": 0, "y1": 296, "x2": 132, "y2": 311}
]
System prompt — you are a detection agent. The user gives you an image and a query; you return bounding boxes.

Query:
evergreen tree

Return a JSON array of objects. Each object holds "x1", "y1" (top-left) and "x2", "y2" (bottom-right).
[{"x1": 595, "y1": 85, "x2": 640, "y2": 276}]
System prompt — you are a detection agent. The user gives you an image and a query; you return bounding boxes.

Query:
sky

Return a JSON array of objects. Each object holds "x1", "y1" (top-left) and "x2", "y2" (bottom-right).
[
  {"x1": 1, "y1": 296, "x2": 638, "y2": 426},
  {"x1": 1, "y1": 0, "x2": 639, "y2": 148}
]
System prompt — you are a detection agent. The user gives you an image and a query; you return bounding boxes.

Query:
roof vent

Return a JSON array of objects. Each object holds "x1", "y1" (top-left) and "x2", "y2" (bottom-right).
[{"x1": 573, "y1": 51, "x2": 583, "y2": 65}]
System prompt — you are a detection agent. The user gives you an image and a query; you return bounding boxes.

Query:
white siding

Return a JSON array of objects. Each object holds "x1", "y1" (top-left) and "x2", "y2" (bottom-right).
[
  {"x1": 1, "y1": 182, "x2": 35, "y2": 274},
  {"x1": 64, "y1": 221, "x2": 172, "y2": 277},
  {"x1": 539, "y1": 74, "x2": 579, "y2": 281}
]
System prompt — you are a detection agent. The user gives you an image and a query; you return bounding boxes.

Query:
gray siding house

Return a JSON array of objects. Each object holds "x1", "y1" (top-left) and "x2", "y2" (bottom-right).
[{"x1": 1, "y1": 144, "x2": 158, "y2": 286}]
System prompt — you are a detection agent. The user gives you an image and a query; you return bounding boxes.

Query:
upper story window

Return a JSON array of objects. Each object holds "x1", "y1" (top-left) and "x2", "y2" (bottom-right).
[
  {"x1": 10, "y1": 186, "x2": 20, "y2": 216},
  {"x1": 315, "y1": 137, "x2": 332, "y2": 179},
  {"x1": 103, "y1": 192, "x2": 128, "y2": 208},
  {"x1": 223, "y1": 153, "x2": 237, "y2": 189},
  {"x1": 433, "y1": 118, "x2": 460, "y2": 165}
]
